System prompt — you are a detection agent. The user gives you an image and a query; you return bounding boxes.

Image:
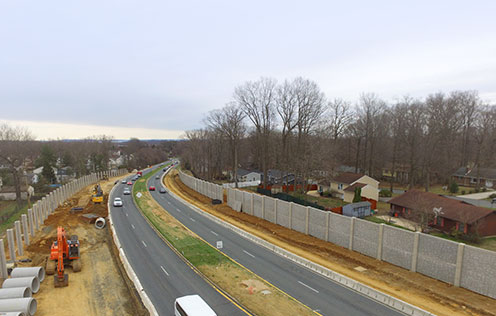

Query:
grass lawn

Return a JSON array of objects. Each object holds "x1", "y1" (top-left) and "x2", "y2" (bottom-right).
[
  {"x1": 0, "y1": 200, "x2": 30, "y2": 237},
  {"x1": 290, "y1": 191, "x2": 347, "y2": 209},
  {"x1": 363, "y1": 216, "x2": 413, "y2": 231}
]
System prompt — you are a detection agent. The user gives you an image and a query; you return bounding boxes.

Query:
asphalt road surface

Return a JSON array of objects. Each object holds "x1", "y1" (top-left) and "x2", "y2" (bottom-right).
[
  {"x1": 110, "y1": 168, "x2": 249, "y2": 316},
  {"x1": 147, "y1": 169, "x2": 406, "y2": 316}
]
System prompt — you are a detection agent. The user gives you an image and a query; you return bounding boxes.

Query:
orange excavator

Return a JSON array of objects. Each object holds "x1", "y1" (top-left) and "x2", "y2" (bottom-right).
[{"x1": 45, "y1": 226, "x2": 82, "y2": 287}]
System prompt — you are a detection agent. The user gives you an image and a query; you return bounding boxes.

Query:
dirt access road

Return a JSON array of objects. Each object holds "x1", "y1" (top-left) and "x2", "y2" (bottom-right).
[
  {"x1": 8, "y1": 175, "x2": 147, "y2": 316},
  {"x1": 166, "y1": 170, "x2": 496, "y2": 316}
]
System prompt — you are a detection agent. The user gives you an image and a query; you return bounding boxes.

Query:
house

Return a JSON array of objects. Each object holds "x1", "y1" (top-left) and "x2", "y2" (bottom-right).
[
  {"x1": 388, "y1": 190, "x2": 496, "y2": 236},
  {"x1": 452, "y1": 167, "x2": 496, "y2": 188},
  {"x1": 0, "y1": 185, "x2": 34, "y2": 201},
  {"x1": 265, "y1": 169, "x2": 295, "y2": 185},
  {"x1": 326, "y1": 172, "x2": 379, "y2": 203},
  {"x1": 236, "y1": 169, "x2": 262, "y2": 182}
]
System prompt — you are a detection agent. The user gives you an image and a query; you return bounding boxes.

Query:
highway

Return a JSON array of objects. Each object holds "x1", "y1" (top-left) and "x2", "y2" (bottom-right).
[
  {"x1": 147, "y1": 170, "x2": 406, "y2": 316},
  {"x1": 109, "y1": 167, "x2": 249, "y2": 316}
]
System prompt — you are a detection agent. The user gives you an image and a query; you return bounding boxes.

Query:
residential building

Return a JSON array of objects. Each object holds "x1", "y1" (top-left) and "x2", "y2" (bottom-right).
[
  {"x1": 236, "y1": 168, "x2": 262, "y2": 182},
  {"x1": 0, "y1": 185, "x2": 34, "y2": 201},
  {"x1": 325, "y1": 172, "x2": 379, "y2": 203},
  {"x1": 388, "y1": 190, "x2": 496, "y2": 236},
  {"x1": 452, "y1": 167, "x2": 496, "y2": 188}
]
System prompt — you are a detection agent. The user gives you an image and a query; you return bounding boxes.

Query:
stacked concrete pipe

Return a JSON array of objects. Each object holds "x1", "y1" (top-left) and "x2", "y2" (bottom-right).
[
  {"x1": 0, "y1": 298, "x2": 36, "y2": 316},
  {"x1": 0, "y1": 287, "x2": 32, "y2": 299},
  {"x1": 10, "y1": 269, "x2": 44, "y2": 283},
  {"x1": 1, "y1": 277, "x2": 39, "y2": 294},
  {"x1": 0, "y1": 312, "x2": 26, "y2": 316}
]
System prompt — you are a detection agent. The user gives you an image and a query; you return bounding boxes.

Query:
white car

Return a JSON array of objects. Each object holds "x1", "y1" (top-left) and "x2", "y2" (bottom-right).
[
  {"x1": 113, "y1": 197, "x2": 123, "y2": 207},
  {"x1": 123, "y1": 189, "x2": 131, "y2": 195},
  {"x1": 121, "y1": 179, "x2": 126, "y2": 184}
]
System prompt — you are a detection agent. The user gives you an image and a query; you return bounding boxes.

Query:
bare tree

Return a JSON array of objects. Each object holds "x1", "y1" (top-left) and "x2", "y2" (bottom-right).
[
  {"x1": 206, "y1": 103, "x2": 246, "y2": 187},
  {"x1": 0, "y1": 123, "x2": 35, "y2": 208},
  {"x1": 234, "y1": 77, "x2": 277, "y2": 188}
]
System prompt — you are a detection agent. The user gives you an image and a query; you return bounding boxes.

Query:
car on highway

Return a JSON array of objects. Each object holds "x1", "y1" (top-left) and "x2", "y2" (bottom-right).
[
  {"x1": 149, "y1": 186, "x2": 156, "y2": 191},
  {"x1": 121, "y1": 179, "x2": 127, "y2": 184},
  {"x1": 127, "y1": 181, "x2": 132, "y2": 185},
  {"x1": 159, "y1": 188, "x2": 166, "y2": 193},
  {"x1": 113, "y1": 197, "x2": 123, "y2": 207},
  {"x1": 155, "y1": 175, "x2": 160, "y2": 179},
  {"x1": 123, "y1": 189, "x2": 131, "y2": 195},
  {"x1": 174, "y1": 295, "x2": 216, "y2": 316}
]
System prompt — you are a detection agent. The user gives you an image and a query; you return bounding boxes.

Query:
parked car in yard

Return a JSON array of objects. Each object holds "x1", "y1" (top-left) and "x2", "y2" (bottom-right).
[
  {"x1": 113, "y1": 197, "x2": 123, "y2": 207},
  {"x1": 149, "y1": 186, "x2": 156, "y2": 191}
]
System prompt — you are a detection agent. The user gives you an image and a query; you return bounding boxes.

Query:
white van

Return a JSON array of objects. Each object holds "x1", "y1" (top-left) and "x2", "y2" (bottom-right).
[{"x1": 174, "y1": 294, "x2": 217, "y2": 316}]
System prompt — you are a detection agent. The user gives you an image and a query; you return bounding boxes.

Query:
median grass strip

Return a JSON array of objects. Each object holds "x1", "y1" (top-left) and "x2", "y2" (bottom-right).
[{"x1": 133, "y1": 167, "x2": 317, "y2": 316}]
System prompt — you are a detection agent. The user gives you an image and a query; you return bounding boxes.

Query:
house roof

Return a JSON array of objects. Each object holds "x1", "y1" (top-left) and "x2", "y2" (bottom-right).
[
  {"x1": 388, "y1": 190, "x2": 494, "y2": 224},
  {"x1": 344, "y1": 182, "x2": 367, "y2": 192},
  {"x1": 453, "y1": 167, "x2": 496, "y2": 180},
  {"x1": 334, "y1": 172, "x2": 364, "y2": 184}
]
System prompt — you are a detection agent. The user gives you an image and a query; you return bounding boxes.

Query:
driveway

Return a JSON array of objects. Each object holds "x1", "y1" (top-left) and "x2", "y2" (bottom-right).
[{"x1": 456, "y1": 190, "x2": 495, "y2": 200}]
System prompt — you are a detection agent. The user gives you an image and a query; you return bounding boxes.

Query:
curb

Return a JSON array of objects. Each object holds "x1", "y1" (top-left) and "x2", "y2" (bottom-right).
[
  {"x1": 108, "y1": 178, "x2": 159, "y2": 316},
  {"x1": 165, "y1": 170, "x2": 436, "y2": 316}
]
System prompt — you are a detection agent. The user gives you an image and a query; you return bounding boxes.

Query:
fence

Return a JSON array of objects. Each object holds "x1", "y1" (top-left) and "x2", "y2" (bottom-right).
[
  {"x1": 178, "y1": 170, "x2": 496, "y2": 300},
  {"x1": 178, "y1": 172, "x2": 223, "y2": 201},
  {"x1": 0, "y1": 169, "x2": 127, "y2": 280}
]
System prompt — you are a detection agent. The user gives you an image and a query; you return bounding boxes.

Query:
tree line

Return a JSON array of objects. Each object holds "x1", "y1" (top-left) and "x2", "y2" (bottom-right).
[
  {"x1": 0, "y1": 124, "x2": 174, "y2": 208},
  {"x1": 179, "y1": 77, "x2": 496, "y2": 191}
]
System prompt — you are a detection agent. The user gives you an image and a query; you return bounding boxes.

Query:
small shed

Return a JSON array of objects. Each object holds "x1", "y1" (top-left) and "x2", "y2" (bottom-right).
[{"x1": 342, "y1": 201, "x2": 371, "y2": 218}]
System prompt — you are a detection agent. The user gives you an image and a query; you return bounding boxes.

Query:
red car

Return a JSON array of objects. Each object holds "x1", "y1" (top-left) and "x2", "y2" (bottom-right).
[
  {"x1": 127, "y1": 181, "x2": 132, "y2": 185},
  {"x1": 149, "y1": 186, "x2": 156, "y2": 191}
]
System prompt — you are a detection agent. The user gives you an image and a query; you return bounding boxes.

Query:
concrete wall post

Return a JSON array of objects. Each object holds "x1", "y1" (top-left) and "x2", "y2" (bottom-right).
[
  {"x1": 411, "y1": 231, "x2": 420, "y2": 272},
  {"x1": 454, "y1": 243, "x2": 465, "y2": 287},
  {"x1": 289, "y1": 202, "x2": 293, "y2": 229},
  {"x1": 349, "y1": 217, "x2": 356, "y2": 250},
  {"x1": 325, "y1": 212, "x2": 330, "y2": 242},
  {"x1": 377, "y1": 223, "x2": 384, "y2": 260},
  {"x1": 262, "y1": 195, "x2": 266, "y2": 220},
  {"x1": 27, "y1": 209, "x2": 34, "y2": 237},
  {"x1": 33, "y1": 205, "x2": 39, "y2": 231},
  {"x1": 0, "y1": 239, "x2": 8, "y2": 279},
  {"x1": 305, "y1": 207, "x2": 310, "y2": 235},
  {"x1": 7, "y1": 229, "x2": 16, "y2": 261},
  {"x1": 21, "y1": 214, "x2": 30, "y2": 246},
  {"x1": 250, "y1": 193, "x2": 254, "y2": 215},
  {"x1": 274, "y1": 199, "x2": 278, "y2": 224},
  {"x1": 14, "y1": 221, "x2": 23, "y2": 256}
]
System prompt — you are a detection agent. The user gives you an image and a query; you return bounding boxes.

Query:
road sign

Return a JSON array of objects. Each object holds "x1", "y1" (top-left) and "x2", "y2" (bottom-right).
[
  {"x1": 216, "y1": 241, "x2": 223, "y2": 249},
  {"x1": 136, "y1": 192, "x2": 142, "y2": 198}
]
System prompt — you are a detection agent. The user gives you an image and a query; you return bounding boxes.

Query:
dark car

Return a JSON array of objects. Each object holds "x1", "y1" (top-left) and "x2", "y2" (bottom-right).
[
  {"x1": 159, "y1": 188, "x2": 166, "y2": 193},
  {"x1": 149, "y1": 186, "x2": 156, "y2": 191}
]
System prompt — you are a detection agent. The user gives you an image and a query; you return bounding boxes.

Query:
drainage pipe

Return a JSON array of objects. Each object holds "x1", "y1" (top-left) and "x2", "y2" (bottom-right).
[
  {"x1": 10, "y1": 267, "x2": 45, "y2": 282},
  {"x1": 0, "y1": 298, "x2": 36, "y2": 316},
  {"x1": 1, "y1": 277, "x2": 40, "y2": 294},
  {"x1": 0, "y1": 287, "x2": 32, "y2": 299},
  {"x1": 0, "y1": 312, "x2": 26, "y2": 316},
  {"x1": 95, "y1": 217, "x2": 106, "y2": 229}
]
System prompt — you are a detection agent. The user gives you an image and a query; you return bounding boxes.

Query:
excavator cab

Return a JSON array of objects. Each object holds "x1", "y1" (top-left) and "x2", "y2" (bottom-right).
[{"x1": 91, "y1": 184, "x2": 104, "y2": 204}]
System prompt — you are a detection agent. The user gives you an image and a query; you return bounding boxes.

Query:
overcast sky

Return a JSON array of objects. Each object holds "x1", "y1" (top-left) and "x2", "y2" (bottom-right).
[{"x1": 1, "y1": 1, "x2": 495, "y2": 140}]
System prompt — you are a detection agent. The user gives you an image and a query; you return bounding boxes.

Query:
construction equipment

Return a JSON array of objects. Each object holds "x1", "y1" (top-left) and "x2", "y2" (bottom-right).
[
  {"x1": 45, "y1": 226, "x2": 81, "y2": 287},
  {"x1": 91, "y1": 183, "x2": 104, "y2": 204}
]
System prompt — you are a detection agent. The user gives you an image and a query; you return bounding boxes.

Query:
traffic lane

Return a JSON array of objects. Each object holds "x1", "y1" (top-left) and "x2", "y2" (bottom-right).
[
  {"x1": 111, "y1": 182, "x2": 246, "y2": 316},
  {"x1": 151, "y1": 177, "x2": 404, "y2": 316}
]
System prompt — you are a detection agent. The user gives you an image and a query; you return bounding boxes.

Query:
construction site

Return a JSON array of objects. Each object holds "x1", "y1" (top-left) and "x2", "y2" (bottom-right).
[{"x1": 0, "y1": 174, "x2": 147, "y2": 316}]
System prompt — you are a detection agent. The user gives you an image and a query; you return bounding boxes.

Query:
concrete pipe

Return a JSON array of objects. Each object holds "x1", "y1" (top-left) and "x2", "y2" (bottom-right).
[
  {"x1": 1, "y1": 277, "x2": 40, "y2": 294},
  {"x1": 0, "y1": 312, "x2": 26, "y2": 316},
  {"x1": 95, "y1": 217, "x2": 106, "y2": 229},
  {"x1": 0, "y1": 287, "x2": 32, "y2": 299},
  {"x1": 11, "y1": 267, "x2": 45, "y2": 282},
  {"x1": 0, "y1": 298, "x2": 36, "y2": 316}
]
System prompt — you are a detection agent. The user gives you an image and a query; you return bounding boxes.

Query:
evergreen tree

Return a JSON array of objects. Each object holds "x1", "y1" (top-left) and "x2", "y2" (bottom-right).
[
  {"x1": 353, "y1": 187, "x2": 362, "y2": 203},
  {"x1": 41, "y1": 160, "x2": 56, "y2": 184}
]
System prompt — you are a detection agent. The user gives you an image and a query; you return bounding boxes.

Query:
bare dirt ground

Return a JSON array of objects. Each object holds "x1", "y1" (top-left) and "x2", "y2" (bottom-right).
[
  {"x1": 166, "y1": 170, "x2": 496, "y2": 316},
  {"x1": 5, "y1": 175, "x2": 147, "y2": 316}
]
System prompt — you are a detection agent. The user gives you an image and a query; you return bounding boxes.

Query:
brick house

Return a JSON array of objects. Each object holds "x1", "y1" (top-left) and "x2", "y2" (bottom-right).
[{"x1": 388, "y1": 190, "x2": 496, "y2": 236}]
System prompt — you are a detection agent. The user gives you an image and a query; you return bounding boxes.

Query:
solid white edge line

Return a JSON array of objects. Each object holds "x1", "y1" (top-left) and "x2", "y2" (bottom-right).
[{"x1": 298, "y1": 281, "x2": 319, "y2": 293}]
